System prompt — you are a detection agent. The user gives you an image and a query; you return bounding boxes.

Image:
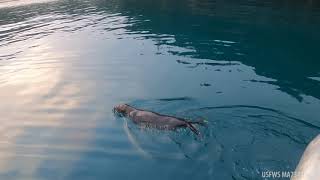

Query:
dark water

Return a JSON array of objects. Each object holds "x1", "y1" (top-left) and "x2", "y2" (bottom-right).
[{"x1": 1, "y1": 0, "x2": 320, "y2": 179}]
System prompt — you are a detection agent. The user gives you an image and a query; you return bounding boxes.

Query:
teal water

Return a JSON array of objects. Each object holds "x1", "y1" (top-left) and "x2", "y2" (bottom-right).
[{"x1": 0, "y1": 0, "x2": 320, "y2": 179}]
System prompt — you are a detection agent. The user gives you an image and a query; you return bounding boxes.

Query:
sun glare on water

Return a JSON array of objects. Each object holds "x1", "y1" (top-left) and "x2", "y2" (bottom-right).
[{"x1": 0, "y1": 0, "x2": 58, "y2": 9}]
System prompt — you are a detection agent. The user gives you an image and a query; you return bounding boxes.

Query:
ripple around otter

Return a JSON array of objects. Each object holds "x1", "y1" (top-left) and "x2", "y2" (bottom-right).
[{"x1": 120, "y1": 102, "x2": 319, "y2": 179}]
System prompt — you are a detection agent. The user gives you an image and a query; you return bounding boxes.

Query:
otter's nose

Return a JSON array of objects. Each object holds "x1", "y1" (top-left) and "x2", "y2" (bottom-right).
[{"x1": 113, "y1": 106, "x2": 124, "y2": 117}]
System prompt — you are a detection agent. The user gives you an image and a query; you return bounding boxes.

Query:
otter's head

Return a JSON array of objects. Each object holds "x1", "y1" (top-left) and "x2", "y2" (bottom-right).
[{"x1": 113, "y1": 104, "x2": 132, "y2": 117}]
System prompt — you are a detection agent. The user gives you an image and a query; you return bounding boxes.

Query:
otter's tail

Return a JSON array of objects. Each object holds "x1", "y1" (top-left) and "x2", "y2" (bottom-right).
[{"x1": 186, "y1": 119, "x2": 206, "y2": 136}]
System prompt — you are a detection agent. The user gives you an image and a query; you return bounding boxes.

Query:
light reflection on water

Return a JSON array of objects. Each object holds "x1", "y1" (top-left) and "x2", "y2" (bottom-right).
[{"x1": 0, "y1": 0, "x2": 320, "y2": 179}]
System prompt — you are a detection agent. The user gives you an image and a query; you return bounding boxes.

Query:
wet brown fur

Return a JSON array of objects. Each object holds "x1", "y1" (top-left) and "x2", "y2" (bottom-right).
[{"x1": 113, "y1": 104, "x2": 203, "y2": 135}]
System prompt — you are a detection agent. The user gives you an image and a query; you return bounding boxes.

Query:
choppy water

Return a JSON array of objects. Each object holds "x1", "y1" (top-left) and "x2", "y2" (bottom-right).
[{"x1": 1, "y1": 0, "x2": 320, "y2": 179}]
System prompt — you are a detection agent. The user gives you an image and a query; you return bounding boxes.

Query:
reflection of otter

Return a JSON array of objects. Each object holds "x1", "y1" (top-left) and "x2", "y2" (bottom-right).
[
  {"x1": 113, "y1": 104, "x2": 204, "y2": 135},
  {"x1": 292, "y1": 134, "x2": 320, "y2": 180}
]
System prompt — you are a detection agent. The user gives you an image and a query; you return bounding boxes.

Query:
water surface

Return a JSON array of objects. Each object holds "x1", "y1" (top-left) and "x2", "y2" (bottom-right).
[{"x1": 1, "y1": 0, "x2": 320, "y2": 179}]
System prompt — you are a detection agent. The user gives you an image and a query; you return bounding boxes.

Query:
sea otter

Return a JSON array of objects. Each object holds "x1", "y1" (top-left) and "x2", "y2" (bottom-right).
[{"x1": 113, "y1": 104, "x2": 204, "y2": 135}]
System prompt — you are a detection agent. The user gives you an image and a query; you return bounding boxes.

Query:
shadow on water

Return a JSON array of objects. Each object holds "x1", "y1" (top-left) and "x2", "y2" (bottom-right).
[{"x1": 108, "y1": 0, "x2": 320, "y2": 101}]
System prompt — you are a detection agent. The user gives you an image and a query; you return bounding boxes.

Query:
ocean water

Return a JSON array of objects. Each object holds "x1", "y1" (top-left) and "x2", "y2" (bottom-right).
[{"x1": 0, "y1": 0, "x2": 320, "y2": 179}]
